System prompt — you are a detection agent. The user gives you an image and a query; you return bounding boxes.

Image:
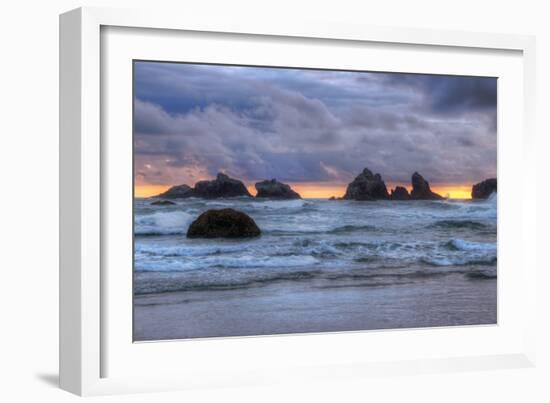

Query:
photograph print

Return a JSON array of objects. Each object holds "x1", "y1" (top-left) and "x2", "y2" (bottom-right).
[{"x1": 133, "y1": 61, "x2": 497, "y2": 341}]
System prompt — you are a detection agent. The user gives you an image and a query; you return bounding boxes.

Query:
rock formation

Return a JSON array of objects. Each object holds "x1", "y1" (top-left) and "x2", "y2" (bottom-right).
[
  {"x1": 254, "y1": 179, "x2": 301, "y2": 199},
  {"x1": 471, "y1": 178, "x2": 497, "y2": 199},
  {"x1": 410, "y1": 172, "x2": 444, "y2": 200},
  {"x1": 193, "y1": 173, "x2": 252, "y2": 198},
  {"x1": 154, "y1": 173, "x2": 252, "y2": 199},
  {"x1": 150, "y1": 200, "x2": 176, "y2": 206},
  {"x1": 342, "y1": 168, "x2": 390, "y2": 201},
  {"x1": 390, "y1": 186, "x2": 410, "y2": 200},
  {"x1": 156, "y1": 184, "x2": 194, "y2": 199},
  {"x1": 186, "y1": 208, "x2": 261, "y2": 238}
]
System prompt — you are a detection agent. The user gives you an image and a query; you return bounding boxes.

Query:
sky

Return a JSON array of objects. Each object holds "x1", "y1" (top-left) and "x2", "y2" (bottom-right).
[{"x1": 134, "y1": 61, "x2": 497, "y2": 198}]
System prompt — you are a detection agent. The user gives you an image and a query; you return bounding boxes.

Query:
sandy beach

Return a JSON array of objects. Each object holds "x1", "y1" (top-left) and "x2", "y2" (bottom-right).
[{"x1": 134, "y1": 271, "x2": 496, "y2": 341}]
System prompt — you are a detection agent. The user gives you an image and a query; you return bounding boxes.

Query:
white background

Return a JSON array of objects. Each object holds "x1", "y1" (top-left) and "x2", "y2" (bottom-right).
[
  {"x1": 103, "y1": 25, "x2": 526, "y2": 381},
  {"x1": 1, "y1": 0, "x2": 548, "y2": 402}
]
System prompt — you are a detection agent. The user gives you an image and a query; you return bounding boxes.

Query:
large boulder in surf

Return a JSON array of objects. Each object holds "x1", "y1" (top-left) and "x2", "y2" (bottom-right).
[
  {"x1": 155, "y1": 184, "x2": 195, "y2": 199},
  {"x1": 186, "y1": 208, "x2": 261, "y2": 238},
  {"x1": 410, "y1": 172, "x2": 444, "y2": 200},
  {"x1": 193, "y1": 173, "x2": 252, "y2": 198},
  {"x1": 471, "y1": 178, "x2": 497, "y2": 199},
  {"x1": 254, "y1": 179, "x2": 301, "y2": 199},
  {"x1": 342, "y1": 168, "x2": 390, "y2": 201},
  {"x1": 390, "y1": 186, "x2": 410, "y2": 200}
]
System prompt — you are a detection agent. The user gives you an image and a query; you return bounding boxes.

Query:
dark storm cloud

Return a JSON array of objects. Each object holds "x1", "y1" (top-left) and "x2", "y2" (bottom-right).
[
  {"x1": 377, "y1": 73, "x2": 497, "y2": 115},
  {"x1": 134, "y1": 62, "x2": 497, "y2": 186}
]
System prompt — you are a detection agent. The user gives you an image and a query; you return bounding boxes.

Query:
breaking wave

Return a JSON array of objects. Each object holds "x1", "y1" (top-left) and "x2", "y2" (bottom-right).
[
  {"x1": 444, "y1": 239, "x2": 497, "y2": 252},
  {"x1": 134, "y1": 211, "x2": 194, "y2": 236},
  {"x1": 135, "y1": 254, "x2": 319, "y2": 272},
  {"x1": 133, "y1": 196, "x2": 497, "y2": 292},
  {"x1": 430, "y1": 220, "x2": 489, "y2": 230},
  {"x1": 421, "y1": 256, "x2": 497, "y2": 267}
]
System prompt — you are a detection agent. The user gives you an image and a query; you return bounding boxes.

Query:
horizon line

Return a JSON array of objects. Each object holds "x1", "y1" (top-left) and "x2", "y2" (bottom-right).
[{"x1": 134, "y1": 182, "x2": 476, "y2": 199}]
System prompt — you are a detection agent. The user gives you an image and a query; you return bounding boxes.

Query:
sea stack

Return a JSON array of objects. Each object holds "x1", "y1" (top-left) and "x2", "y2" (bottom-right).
[
  {"x1": 255, "y1": 179, "x2": 301, "y2": 199},
  {"x1": 155, "y1": 184, "x2": 195, "y2": 199},
  {"x1": 390, "y1": 186, "x2": 410, "y2": 200},
  {"x1": 150, "y1": 200, "x2": 176, "y2": 206},
  {"x1": 410, "y1": 172, "x2": 444, "y2": 200},
  {"x1": 471, "y1": 178, "x2": 497, "y2": 199},
  {"x1": 186, "y1": 208, "x2": 261, "y2": 238},
  {"x1": 193, "y1": 173, "x2": 252, "y2": 198},
  {"x1": 153, "y1": 173, "x2": 252, "y2": 199},
  {"x1": 342, "y1": 168, "x2": 390, "y2": 201}
]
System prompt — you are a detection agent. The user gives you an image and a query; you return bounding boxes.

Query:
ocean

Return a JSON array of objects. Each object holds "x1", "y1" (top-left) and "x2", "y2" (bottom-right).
[{"x1": 133, "y1": 195, "x2": 497, "y2": 341}]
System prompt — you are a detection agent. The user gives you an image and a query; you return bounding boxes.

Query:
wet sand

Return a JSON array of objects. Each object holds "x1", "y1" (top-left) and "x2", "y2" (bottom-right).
[{"x1": 134, "y1": 273, "x2": 497, "y2": 341}]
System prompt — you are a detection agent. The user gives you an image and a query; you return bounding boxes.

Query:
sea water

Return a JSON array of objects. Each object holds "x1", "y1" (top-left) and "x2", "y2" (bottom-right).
[{"x1": 133, "y1": 195, "x2": 497, "y2": 340}]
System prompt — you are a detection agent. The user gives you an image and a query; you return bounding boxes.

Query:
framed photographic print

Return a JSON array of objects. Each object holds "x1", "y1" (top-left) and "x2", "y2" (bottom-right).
[{"x1": 60, "y1": 7, "x2": 538, "y2": 396}]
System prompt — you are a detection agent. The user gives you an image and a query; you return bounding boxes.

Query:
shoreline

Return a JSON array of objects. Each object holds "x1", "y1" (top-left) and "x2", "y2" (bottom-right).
[{"x1": 134, "y1": 273, "x2": 497, "y2": 341}]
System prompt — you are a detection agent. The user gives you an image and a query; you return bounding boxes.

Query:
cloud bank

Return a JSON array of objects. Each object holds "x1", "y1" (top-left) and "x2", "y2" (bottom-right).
[{"x1": 134, "y1": 62, "x2": 497, "y2": 188}]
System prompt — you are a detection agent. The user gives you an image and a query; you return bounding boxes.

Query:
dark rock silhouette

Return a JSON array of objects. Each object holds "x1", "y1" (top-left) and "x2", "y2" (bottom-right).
[
  {"x1": 186, "y1": 208, "x2": 261, "y2": 238},
  {"x1": 194, "y1": 173, "x2": 252, "y2": 198},
  {"x1": 156, "y1": 184, "x2": 194, "y2": 199},
  {"x1": 342, "y1": 168, "x2": 390, "y2": 201},
  {"x1": 150, "y1": 200, "x2": 176, "y2": 206},
  {"x1": 410, "y1": 172, "x2": 444, "y2": 200},
  {"x1": 471, "y1": 178, "x2": 497, "y2": 199},
  {"x1": 390, "y1": 186, "x2": 410, "y2": 200},
  {"x1": 154, "y1": 173, "x2": 251, "y2": 199},
  {"x1": 255, "y1": 179, "x2": 301, "y2": 199},
  {"x1": 328, "y1": 196, "x2": 337, "y2": 200}
]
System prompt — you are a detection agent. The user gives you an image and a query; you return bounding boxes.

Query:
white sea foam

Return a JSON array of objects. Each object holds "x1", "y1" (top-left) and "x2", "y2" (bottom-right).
[
  {"x1": 446, "y1": 239, "x2": 497, "y2": 252},
  {"x1": 134, "y1": 211, "x2": 194, "y2": 235},
  {"x1": 203, "y1": 198, "x2": 310, "y2": 211},
  {"x1": 133, "y1": 198, "x2": 497, "y2": 280},
  {"x1": 135, "y1": 242, "x2": 251, "y2": 257},
  {"x1": 135, "y1": 254, "x2": 319, "y2": 272},
  {"x1": 486, "y1": 192, "x2": 497, "y2": 203},
  {"x1": 422, "y1": 255, "x2": 497, "y2": 267},
  {"x1": 253, "y1": 199, "x2": 310, "y2": 209}
]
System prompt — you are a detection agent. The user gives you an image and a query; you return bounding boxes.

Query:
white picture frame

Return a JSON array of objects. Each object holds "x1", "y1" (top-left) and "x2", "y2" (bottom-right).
[{"x1": 59, "y1": 6, "x2": 538, "y2": 396}]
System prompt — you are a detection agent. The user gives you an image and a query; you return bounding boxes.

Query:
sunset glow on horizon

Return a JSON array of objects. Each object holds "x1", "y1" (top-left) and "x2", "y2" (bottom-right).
[
  {"x1": 135, "y1": 182, "x2": 473, "y2": 199},
  {"x1": 135, "y1": 184, "x2": 171, "y2": 198}
]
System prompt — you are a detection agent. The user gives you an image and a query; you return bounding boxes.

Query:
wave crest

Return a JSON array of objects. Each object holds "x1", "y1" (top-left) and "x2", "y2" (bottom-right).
[
  {"x1": 134, "y1": 211, "x2": 194, "y2": 236},
  {"x1": 444, "y1": 239, "x2": 497, "y2": 252},
  {"x1": 135, "y1": 254, "x2": 318, "y2": 272},
  {"x1": 421, "y1": 256, "x2": 497, "y2": 267},
  {"x1": 429, "y1": 220, "x2": 489, "y2": 230}
]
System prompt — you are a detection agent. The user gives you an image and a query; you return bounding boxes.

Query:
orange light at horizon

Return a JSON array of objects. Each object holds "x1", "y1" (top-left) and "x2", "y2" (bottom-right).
[
  {"x1": 285, "y1": 183, "x2": 346, "y2": 199},
  {"x1": 431, "y1": 186, "x2": 472, "y2": 199},
  {"x1": 135, "y1": 183, "x2": 472, "y2": 199},
  {"x1": 247, "y1": 183, "x2": 346, "y2": 199},
  {"x1": 134, "y1": 185, "x2": 170, "y2": 198}
]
